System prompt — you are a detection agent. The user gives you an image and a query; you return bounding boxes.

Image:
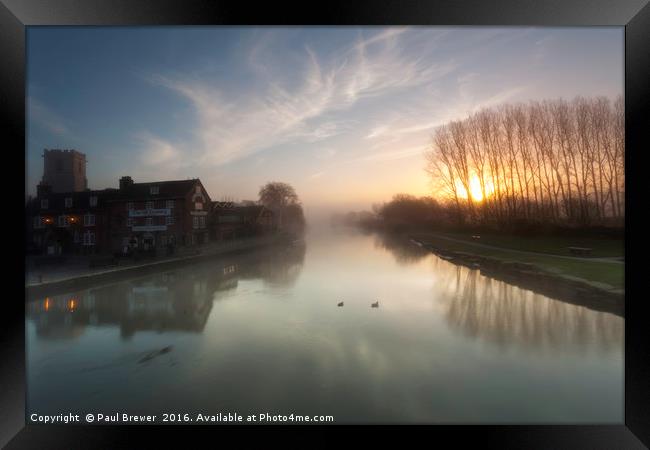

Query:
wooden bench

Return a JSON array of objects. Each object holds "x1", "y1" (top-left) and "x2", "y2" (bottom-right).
[{"x1": 568, "y1": 247, "x2": 593, "y2": 256}]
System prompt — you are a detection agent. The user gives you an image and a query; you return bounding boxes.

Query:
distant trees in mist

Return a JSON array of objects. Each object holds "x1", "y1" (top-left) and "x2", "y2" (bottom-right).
[{"x1": 425, "y1": 95, "x2": 624, "y2": 228}]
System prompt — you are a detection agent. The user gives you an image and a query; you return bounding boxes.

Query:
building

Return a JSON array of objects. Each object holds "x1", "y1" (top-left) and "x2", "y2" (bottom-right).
[
  {"x1": 106, "y1": 176, "x2": 212, "y2": 255},
  {"x1": 210, "y1": 201, "x2": 275, "y2": 241},
  {"x1": 41, "y1": 149, "x2": 88, "y2": 193},
  {"x1": 26, "y1": 184, "x2": 116, "y2": 255}
]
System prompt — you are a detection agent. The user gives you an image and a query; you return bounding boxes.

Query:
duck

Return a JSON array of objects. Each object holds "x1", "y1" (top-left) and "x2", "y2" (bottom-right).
[
  {"x1": 371, "y1": 301, "x2": 379, "y2": 308},
  {"x1": 337, "y1": 301, "x2": 344, "y2": 307}
]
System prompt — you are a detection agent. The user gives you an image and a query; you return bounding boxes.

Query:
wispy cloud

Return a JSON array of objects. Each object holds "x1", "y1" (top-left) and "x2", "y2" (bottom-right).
[{"x1": 144, "y1": 28, "x2": 456, "y2": 168}]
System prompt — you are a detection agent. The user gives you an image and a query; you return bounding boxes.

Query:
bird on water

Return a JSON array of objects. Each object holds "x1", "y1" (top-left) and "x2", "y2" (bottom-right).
[
  {"x1": 371, "y1": 301, "x2": 379, "y2": 308},
  {"x1": 337, "y1": 301, "x2": 344, "y2": 307}
]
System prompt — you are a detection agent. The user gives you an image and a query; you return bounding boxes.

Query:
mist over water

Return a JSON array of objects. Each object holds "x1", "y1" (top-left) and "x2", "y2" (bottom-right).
[{"x1": 26, "y1": 226, "x2": 622, "y2": 423}]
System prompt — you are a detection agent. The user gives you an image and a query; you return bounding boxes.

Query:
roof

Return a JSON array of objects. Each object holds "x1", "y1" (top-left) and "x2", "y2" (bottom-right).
[{"x1": 109, "y1": 179, "x2": 203, "y2": 202}]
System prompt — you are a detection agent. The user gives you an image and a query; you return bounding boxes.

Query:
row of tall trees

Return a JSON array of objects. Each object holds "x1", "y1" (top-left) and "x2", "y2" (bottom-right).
[{"x1": 425, "y1": 96, "x2": 624, "y2": 228}]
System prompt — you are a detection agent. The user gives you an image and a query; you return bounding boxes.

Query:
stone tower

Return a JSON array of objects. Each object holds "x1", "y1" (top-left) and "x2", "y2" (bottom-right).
[{"x1": 41, "y1": 149, "x2": 88, "y2": 193}]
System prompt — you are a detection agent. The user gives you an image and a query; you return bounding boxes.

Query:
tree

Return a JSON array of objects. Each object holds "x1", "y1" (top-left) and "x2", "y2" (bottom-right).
[{"x1": 258, "y1": 181, "x2": 304, "y2": 232}]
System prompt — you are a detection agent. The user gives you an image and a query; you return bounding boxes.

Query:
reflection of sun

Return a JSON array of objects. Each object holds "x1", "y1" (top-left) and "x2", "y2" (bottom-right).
[{"x1": 455, "y1": 175, "x2": 493, "y2": 202}]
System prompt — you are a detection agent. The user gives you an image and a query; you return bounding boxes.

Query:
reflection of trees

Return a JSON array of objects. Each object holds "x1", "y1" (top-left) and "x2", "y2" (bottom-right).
[
  {"x1": 238, "y1": 241, "x2": 306, "y2": 287},
  {"x1": 373, "y1": 232, "x2": 429, "y2": 265},
  {"x1": 434, "y1": 258, "x2": 623, "y2": 354}
]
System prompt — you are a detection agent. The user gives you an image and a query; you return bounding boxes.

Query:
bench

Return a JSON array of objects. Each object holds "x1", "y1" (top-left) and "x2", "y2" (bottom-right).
[{"x1": 568, "y1": 247, "x2": 593, "y2": 256}]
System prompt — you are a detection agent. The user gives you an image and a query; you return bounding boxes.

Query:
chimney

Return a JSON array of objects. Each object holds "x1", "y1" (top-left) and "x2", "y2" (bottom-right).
[{"x1": 119, "y1": 176, "x2": 134, "y2": 191}]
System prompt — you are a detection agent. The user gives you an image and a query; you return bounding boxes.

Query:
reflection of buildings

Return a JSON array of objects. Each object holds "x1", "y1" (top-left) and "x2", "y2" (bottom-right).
[
  {"x1": 27, "y1": 240, "x2": 307, "y2": 340},
  {"x1": 433, "y1": 259, "x2": 623, "y2": 353}
]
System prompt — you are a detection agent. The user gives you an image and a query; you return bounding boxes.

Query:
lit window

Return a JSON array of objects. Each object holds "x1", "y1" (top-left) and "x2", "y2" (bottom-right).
[
  {"x1": 40, "y1": 199, "x2": 48, "y2": 209},
  {"x1": 166, "y1": 200, "x2": 174, "y2": 209},
  {"x1": 146, "y1": 201, "x2": 154, "y2": 210},
  {"x1": 150, "y1": 186, "x2": 159, "y2": 195},
  {"x1": 65, "y1": 198, "x2": 72, "y2": 208},
  {"x1": 89, "y1": 196, "x2": 97, "y2": 207},
  {"x1": 84, "y1": 214, "x2": 95, "y2": 226}
]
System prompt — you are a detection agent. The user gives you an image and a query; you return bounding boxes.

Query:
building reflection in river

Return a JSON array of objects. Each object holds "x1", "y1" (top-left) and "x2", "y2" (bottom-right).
[
  {"x1": 26, "y1": 241, "x2": 306, "y2": 341},
  {"x1": 373, "y1": 233, "x2": 623, "y2": 355}
]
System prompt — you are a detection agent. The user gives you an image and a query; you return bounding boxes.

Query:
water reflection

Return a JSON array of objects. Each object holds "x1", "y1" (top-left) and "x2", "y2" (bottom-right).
[
  {"x1": 372, "y1": 232, "x2": 429, "y2": 265},
  {"x1": 374, "y1": 233, "x2": 623, "y2": 354},
  {"x1": 25, "y1": 231, "x2": 622, "y2": 423},
  {"x1": 27, "y1": 242, "x2": 306, "y2": 341}
]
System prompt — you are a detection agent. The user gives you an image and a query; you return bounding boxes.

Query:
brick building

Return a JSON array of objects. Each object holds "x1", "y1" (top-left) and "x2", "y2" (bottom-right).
[
  {"x1": 106, "y1": 176, "x2": 212, "y2": 255},
  {"x1": 27, "y1": 184, "x2": 116, "y2": 255},
  {"x1": 210, "y1": 201, "x2": 275, "y2": 241}
]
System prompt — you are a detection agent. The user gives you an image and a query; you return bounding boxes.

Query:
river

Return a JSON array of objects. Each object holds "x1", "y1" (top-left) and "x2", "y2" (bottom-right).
[{"x1": 26, "y1": 226, "x2": 623, "y2": 424}]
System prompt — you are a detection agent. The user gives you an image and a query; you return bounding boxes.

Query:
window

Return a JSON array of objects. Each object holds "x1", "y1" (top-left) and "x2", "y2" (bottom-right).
[
  {"x1": 195, "y1": 185, "x2": 201, "y2": 194},
  {"x1": 89, "y1": 196, "x2": 98, "y2": 207},
  {"x1": 33, "y1": 216, "x2": 43, "y2": 229},
  {"x1": 146, "y1": 201, "x2": 154, "y2": 210},
  {"x1": 127, "y1": 202, "x2": 134, "y2": 210},
  {"x1": 84, "y1": 214, "x2": 95, "y2": 227},
  {"x1": 58, "y1": 215, "x2": 67, "y2": 227},
  {"x1": 166, "y1": 215, "x2": 175, "y2": 225},
  {"x1": 193, "y1": 216, "x2": 199, "y2": 229},
  {"x1": 127, "y1": 218, "x2": 134, "y2": 227},
  {"x1": 74, "y1": 231, "x2": 80, "y2": 243},
  {"x1": 195, "y1": 202, "x2": 203, "y2": 210},
  {"x1": 40, "y1": 199, "x2": 48, "y2": 209},
  {"x1": 150, "y1": 186, "x2": 159, "y2": 195},
  {"x1": 199, "y1": 216, "x2": 206, "y2": 229},
  {"x1": 166, "y1": 200, "x2": 174, "y2": 209},
  {"x1": 146, "y1": 217, "x2": 153, "y2": 226},
  {"x1": 65, "y1": 197, "x2": 72, "y2": 208},
  {"x1": 83, "y1": 231, "x2": 95, "y2": 246}
]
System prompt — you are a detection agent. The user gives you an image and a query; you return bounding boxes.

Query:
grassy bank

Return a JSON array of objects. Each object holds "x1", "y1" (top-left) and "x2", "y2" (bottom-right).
[{"x1": 411, "y1": 231, "x2": 624, "y2": 291}]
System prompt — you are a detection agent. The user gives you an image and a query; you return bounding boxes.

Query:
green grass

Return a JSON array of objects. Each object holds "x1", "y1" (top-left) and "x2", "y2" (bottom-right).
[
  {"x1": 441, "y1": 231, "x2": 624, "y2": 258},
  {"x1": 412, "y1": 232, "x2": 624, "y2": 290}
]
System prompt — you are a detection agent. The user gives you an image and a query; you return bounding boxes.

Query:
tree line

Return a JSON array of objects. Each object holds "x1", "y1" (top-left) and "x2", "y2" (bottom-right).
[{"x1": 425, "y1": 96, "x2": 624, "y2": 228}]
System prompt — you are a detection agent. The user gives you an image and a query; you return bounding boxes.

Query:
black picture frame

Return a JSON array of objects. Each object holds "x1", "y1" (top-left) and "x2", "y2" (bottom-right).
[{"x1": 2, "y1": 0, "x2": 648, "y2": 447}]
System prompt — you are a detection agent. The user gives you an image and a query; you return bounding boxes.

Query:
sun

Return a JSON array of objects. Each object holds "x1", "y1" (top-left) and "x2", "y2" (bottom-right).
[{"x1": 455, "y1": 174, "x2": 493, "y2": 202}]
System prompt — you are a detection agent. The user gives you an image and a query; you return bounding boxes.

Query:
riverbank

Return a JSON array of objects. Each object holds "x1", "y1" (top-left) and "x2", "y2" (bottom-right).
[
  {"x1": 25, "y1": 234, "x2": 294, "y2": 298},
  {"x1": 409, "y1": 234, "x2": 624, "y2": 317}
]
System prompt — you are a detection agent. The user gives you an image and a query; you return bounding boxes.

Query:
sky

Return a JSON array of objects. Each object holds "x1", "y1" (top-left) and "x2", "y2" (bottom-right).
[{"x1": 26, "y1": 26, "x2": 623, "y2": 220}]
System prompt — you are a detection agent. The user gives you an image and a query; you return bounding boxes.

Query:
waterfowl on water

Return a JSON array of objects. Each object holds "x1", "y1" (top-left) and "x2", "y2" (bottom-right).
[
  {"x1": 371, "y1": 301, "x2": 379, "y2": 308},
  {"x1": 337, "y1": 302, "x2": 344, "y2": 307}
]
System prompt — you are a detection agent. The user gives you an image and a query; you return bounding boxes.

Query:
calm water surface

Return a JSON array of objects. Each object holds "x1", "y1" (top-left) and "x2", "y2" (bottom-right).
[{"x1": 26, "y1": 227, "x2": 623, "y2": 423}]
